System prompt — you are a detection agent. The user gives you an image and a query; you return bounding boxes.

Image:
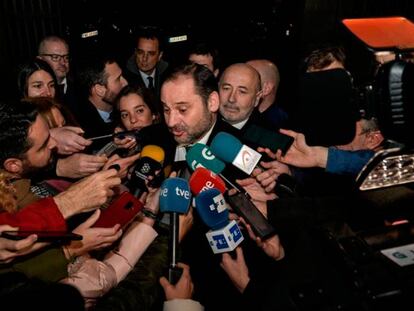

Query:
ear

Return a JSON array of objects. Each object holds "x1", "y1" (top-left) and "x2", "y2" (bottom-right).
[
  {"x1": 261, "y1": 81, "x2": 273, "y2": 97},
  {"x1": 366, "y1": 131, "x2": 384, "y2": 150},
  {"x1": 207, "y1": 91, "x2": 220, "y2": 113},
  {"x1": 213, "y1": 68, "x2": 220, "y2": 78},
  {"x1": 254, "y1": 90, "x2": 263, "y2": 107},
  {"x1": 3, "y1": 158, "x2": 24, "y2": 175},
  {"x1": 158, "y1": 51, "x2": 163, "y2": 61},
  {"x1": 93, "y1": 84, "x2": 106, "y2": 98}
]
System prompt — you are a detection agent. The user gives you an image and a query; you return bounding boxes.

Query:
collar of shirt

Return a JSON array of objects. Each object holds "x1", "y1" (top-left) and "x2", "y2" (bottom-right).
[
  {"x1": 226, "y1": 117, "x2": 249, "y2": 130},
  {"x1": 97, "y1": 108, "x2": 112, "y2": 123},
  {"x1": 60, "y1": 77, "x2": 68, "y2": 94},
  {"x1": 174, "y1": 120, "x2": 217, "y2": 162},
  {"x1": 139, "y1": 70, "x2": 156, "y2": 88}
]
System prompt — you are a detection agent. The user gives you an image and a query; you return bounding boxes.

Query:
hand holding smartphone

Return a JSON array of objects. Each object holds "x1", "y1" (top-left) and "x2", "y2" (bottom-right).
[{"x1": 0, "y1": 231, "x2": 82, "y2": 243}]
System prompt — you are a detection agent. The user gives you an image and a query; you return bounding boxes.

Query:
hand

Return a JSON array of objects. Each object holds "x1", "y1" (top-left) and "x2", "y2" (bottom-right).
[
  {"x1": 179, "y1": 207, "x2": 194, "y2": 242},
  {"x1": 66, "y1": 210, "x2": 123, "y2": 257},
  {"x1": 262, "y1": 129, "x2": 328, "y2": 169},
  {"x1": 0, "y1": 225, "x2": 38, "y2": 263},
  {"x1": 56, "y1": 153, "x2": 108, "y2": 178},
  {"x1": 159, "y1": 262, "x2": 194, "y2": 300},
  {"x1": 53, "y1": 169, "x2": 122, "y2": 218},
  {"x1": 113, "y1": 127, "x2": 137, "y2": 150},
  {"x1": 50, "y1": 126, "x2": 92, "y2": 155},
  {"x1": 240, "y1": 218, "x2": 284, "y2": 261},
  {"x1": 138, "y1": 185, "x2": 161, "y2": 227},
  {"x1": 220, "y1": 247, "x2": 250, "y2": 293},
  {"x1": 104, "y1": 153, "x2": 141, "y2": 179},
  {"x1": 252, "y1": 160, "x2": 291, "y2": 193}
]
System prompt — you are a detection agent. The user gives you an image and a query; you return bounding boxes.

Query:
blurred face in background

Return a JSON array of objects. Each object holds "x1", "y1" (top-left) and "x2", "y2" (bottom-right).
[
  {"x1": 135, "y1": 38, "x2": 162, "y2": 75},
  {"x1": 27, "y1": 70, "x2": 56, "y2": 98},
  {"x1": 39, "y1": 40, "x2": 70, "y2": 83},
  {"x1": 119, "y1": 93, "x2": 155, "y2": 131},
  {"x1": 102, "y1": 62, "x2": 128, "y2": 105}
]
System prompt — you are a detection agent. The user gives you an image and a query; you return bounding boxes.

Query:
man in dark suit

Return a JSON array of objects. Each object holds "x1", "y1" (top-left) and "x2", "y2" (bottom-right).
[
  {"x1": 37, "y1": 35, "x2": 78, "y2": 114},
  {"x1": 160, "y1": 63, "x2": 279, "y2": 310},
  {"x1": 75, "y1": 55, "x2": 128, "y2": 153},
  {"x1": 124, "y1": 27, "x2": 168, "y2": 114}
]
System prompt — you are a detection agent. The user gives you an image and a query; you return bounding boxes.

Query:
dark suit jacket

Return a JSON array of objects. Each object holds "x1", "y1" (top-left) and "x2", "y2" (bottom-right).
[{"x1": 73, "y1": 98, "x2": 116, "y2": 153}]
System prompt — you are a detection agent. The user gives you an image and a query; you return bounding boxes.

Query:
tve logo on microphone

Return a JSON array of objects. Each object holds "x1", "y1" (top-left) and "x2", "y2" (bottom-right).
[{"x1": 206, "y1": 220, "x2": 244, "y2": 253}]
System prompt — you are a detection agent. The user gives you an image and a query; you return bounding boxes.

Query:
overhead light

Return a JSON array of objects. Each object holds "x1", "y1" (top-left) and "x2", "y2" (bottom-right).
[{"x1": 356, "y1": 146, "x2": 414, "y2": 191}]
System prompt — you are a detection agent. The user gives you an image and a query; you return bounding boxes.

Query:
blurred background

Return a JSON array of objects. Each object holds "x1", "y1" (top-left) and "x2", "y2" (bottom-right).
[{"x1": 1, "y1": 0, "x2": 414, "y2": 100}]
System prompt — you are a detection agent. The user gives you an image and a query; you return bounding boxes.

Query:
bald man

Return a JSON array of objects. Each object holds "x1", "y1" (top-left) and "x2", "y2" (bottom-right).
[{"x1": 246, "y1": 59, "x2": 289, "y2": 129}]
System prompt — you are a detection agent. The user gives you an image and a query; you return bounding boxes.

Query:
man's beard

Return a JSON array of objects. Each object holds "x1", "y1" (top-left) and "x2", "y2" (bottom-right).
[
  {"x1": 20, "y1": 153, "x2": 57, "y2": 179},
  {"x1": 171, "y1": 111, "x2": 215, "y2": 145}
]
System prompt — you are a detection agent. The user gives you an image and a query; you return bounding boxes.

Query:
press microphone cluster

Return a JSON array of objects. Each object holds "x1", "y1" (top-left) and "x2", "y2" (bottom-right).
[{"x1": 186, "y1": 140, "x2": 277, "y2": 240}]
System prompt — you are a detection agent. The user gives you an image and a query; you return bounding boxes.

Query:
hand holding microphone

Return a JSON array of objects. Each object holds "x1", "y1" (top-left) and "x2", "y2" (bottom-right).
[
  {"x1": 128, "y1": 145, "x2": 165, "y2": 196},
  {"x1": 187, "y1": 145, "x2": 277, "y2": 240},
  {"x1": 159, "y1": 178, "x2": 192, "y2": 284}
]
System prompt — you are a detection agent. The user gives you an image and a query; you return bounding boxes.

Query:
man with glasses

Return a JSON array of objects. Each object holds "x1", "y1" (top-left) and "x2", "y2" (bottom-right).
[{"x1": 38, "y1": 35, "x2": 77, "y2": 112}]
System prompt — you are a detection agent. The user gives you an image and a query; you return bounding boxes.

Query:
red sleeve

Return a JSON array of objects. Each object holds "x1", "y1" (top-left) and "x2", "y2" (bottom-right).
[{"x1": 0, "y1": 197, "x2": 67, "y2": 231}]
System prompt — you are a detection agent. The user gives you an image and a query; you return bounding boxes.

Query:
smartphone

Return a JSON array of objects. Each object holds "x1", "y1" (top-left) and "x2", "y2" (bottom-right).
[
  {"x1": 95, "y1": 142, "x2": 118, "y2": 157},
  {"x1": 243, "y1": 124, "x2": 294, "y2": 154},
  {"x1": 0, "y1": 231, "x2": 82, "y2": 243},
  {"x1": 93, "y1": 191, "x2": 144, "y2": 228}
]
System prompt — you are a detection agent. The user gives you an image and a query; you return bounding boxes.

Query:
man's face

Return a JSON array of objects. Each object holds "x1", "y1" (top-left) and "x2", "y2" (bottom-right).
[
  {"x1": 219, "y1": 64, "x2": 261, "y2": 124},
  {"x1": 102, "y1": 62, "x2": 128, "y2": 104},
  {"x1": 161, "y1": 76, "x2": 218, "y2": 145},
  {"x1": 189, "y1": 53, "x2": 216, "y2": 76},
  {"x1": 135, "y1": 38, "x2": 162, "y2": 74},
  {"x1": 39, "y1": 41, "x2": 70, "y2": 83},
  {"x1": 22, "y1": 115, "x2": 57, "y2": 176}
]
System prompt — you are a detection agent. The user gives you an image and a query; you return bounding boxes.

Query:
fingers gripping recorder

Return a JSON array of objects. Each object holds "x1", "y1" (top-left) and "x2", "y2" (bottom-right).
[{"x1": 159, "y1": 178, "x2": 191, "y2": 284}]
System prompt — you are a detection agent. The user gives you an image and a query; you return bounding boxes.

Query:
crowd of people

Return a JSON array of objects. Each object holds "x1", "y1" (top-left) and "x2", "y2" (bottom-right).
[{"x1": 0, "y1": 26, "x2": 409, "y2": 311}]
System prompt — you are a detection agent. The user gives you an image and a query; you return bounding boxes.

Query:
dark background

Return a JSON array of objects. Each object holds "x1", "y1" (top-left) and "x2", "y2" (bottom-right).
[{"x1": 1, "y1": 0, "x2": 414, "y2": 101}]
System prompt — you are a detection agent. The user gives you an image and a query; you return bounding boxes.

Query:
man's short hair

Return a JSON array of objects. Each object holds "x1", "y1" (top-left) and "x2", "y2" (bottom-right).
[
  {"x1": 0, "y1": 99, "x2": 39, "y2": 165},
  {"x1": 79, "y1": 55, "x2": 117, "y2": 95},
  {"x1": 163, "y1": 62, "x2": 218, "y2": 105},
  {"x1": 135, "y1": 26, "x2": 165, "y2": 51},
  {"x1": 38, "y1": 35, "x2": 69, "y2": 55},
  {"x1": 304, "y1": 46, "x2": 346, "y2": 71},
  {"x1": 188, "y1": 41, "x2": 221, "y2": 72}
]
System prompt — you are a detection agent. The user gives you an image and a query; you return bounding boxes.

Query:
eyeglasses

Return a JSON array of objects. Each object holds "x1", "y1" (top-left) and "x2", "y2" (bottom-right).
[{"x1": 41, "y1": 54, "x2": 70, "y2": 62}]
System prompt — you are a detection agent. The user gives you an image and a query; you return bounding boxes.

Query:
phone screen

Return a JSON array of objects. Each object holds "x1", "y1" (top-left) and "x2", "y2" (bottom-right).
[{"x1": 1, "y1": 231, "x2": 82, "y2": 243}]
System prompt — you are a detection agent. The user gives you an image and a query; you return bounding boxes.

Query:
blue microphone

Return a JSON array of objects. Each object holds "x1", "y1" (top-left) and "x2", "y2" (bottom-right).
[
  {"x1": 159, "y1": 178, "x2": 191, "y2": 283},
  {"x1": 210, "y1": 132, "x2": 262, "y2": 175},
  {"x1": 194, "y1": 188, "x2": 244, "y2": 254}
]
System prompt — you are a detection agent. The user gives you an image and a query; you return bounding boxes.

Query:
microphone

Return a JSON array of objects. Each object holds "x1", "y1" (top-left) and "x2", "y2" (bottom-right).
[
  {"x1": 194, "y1": 188, "x2": 244, "y2": 254},
  {"x1": 159, "y1": 177, "x2": 191, "y2": 284},
  {"x1": 186, "y1": 143, "x2": 242, "y2": 192},
  {"x1": 189, "y1": 167, "x2": 226, "y2": 195},
  {"x1": 186, "y1": 143, "x2": 225, "y2": 174},
  {"x1": 210, "y1": 132, "x2": 262, "y2": 175},
  {"x1": 129, "y1": 145, "x2": 165, "y2": 196},
  {"x1": 188, "y1": 164, "x2": 277, "y2": 241}
]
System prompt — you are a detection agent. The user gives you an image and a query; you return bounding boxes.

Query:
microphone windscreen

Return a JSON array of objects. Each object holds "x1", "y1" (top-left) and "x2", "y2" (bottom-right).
[
  {"x1": 140, "y1": 145, "x2": 165, "y2": 164},
  {"x1": 189, "y1": 167, "x2": 226, "y2": 195},
  {"x1": 194, "y1": 188, "x2": 229, "y2": 230},
  {"x1": 159, "y1": 177, "x2": 191, "y2": 214},
  {"x1": 210, "y1": 132, "x2": 243, "y2": 163},
  {"x1": 186, "y1": 143, "x2": 225, "y2": 174}
]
